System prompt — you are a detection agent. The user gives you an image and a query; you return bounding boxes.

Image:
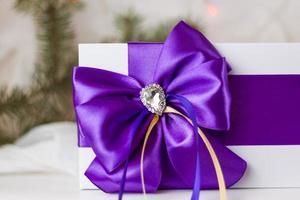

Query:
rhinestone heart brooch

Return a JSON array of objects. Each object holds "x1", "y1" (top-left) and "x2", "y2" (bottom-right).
[{"x1": 140, "y1": 84, "x2": 166, "y2": 115}]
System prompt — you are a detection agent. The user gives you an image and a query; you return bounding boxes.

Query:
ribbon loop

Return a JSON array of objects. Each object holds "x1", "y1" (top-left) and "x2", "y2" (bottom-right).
[{"x1": 73, "y1": 21, "x2": 247, "y2": 197}]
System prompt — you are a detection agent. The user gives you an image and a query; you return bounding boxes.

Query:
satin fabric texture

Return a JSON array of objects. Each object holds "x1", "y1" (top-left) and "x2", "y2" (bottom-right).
[{"x1": 73, "y1": 21, "x2": 247, "y2": 192}]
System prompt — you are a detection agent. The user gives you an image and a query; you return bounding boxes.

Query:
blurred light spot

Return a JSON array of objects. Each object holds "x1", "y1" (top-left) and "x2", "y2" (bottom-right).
[{"x1": 207, "y1": 3, "x2": 219, "y2": 17}]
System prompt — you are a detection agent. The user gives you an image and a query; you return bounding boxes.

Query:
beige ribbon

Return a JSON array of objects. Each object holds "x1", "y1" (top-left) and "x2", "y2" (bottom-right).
[{"x1": 140, "y1": 106, "x2": 228, "y2": 200}]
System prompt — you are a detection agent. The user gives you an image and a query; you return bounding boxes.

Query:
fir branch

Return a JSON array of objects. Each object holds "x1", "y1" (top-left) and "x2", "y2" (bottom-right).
[
  {"x1": 114, "y1": 9, "x2": 203, "y2": 42},
  {"x1": 0, "y1": 0, "x2": 80, "y2": 144},
  {"x1": 115, "y1": 8, "x2": 144, "y2": 42},
  {"x1": 34, "y1": 2, "x2": 76, "y2": 83},
  {"x1": 14, "y1": 0, "x2": 40, "y2": 13},
  {"x1": 143, "y1": 18, "x2": 203, "y2": 42}
]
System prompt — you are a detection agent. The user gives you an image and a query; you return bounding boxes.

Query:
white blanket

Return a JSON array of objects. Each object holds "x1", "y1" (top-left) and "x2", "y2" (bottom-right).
[{"x1": 0, "y1": 122, "x2": 78, "y2": 175}]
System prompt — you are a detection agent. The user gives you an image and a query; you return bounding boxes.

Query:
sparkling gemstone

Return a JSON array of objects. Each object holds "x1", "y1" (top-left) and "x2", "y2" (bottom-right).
[{"x1": 140, "y1": 84, "x2": 166, "y2": 115}]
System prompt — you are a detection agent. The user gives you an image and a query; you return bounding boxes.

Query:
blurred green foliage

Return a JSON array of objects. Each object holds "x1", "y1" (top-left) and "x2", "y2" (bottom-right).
[
  {"x1": 0, "y1": 2, "x2": 202, "y2": 144},
  {"x1": 0, "y1": 0, "x2": 80, "y2": 144}
]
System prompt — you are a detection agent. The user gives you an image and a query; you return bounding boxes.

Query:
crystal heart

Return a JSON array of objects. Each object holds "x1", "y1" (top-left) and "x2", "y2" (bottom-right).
[{"x1": 140, "y1": 83, "x2": 166, "y2": 115}]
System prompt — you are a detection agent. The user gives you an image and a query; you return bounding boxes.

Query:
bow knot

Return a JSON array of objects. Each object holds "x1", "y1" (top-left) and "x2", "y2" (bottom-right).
[{"x1": 73, "y1": 21, "x2": 246, "y2": 196}]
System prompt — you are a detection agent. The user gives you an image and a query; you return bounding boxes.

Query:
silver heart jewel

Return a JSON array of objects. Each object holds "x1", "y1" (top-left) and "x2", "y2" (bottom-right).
[{"x1": 140, "y1": 84, "x2": 166, "y2": 115}]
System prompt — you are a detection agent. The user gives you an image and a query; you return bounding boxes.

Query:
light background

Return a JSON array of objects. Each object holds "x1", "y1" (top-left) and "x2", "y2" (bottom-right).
[{"x1": 1, "y1": 0, "x2": 300, "y2": 88}]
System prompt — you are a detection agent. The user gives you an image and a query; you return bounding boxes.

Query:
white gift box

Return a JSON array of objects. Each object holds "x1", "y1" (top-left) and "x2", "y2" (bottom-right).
[{"x1": 78, "y1": 43, "x2": 300, "y2": 189}]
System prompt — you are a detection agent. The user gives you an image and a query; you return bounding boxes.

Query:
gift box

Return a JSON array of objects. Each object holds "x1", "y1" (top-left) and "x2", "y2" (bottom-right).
[{"x1": 74, "y1": 22, "x2": 300, "y2": 196}]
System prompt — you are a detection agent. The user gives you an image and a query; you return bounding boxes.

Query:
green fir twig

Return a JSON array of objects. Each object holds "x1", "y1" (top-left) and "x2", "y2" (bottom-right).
[{"x1": 0, "y1": 0, "x2": 81, "y2": 144}]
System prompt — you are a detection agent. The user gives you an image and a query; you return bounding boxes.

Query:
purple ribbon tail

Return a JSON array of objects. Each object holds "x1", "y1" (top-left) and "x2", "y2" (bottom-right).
[
  {"x1": 168, "y1": 94, "x2": 202, "y2": 200},
  {"x1": 118, "y1": 158, "x2": 129, "y2": 200},
  {"x1": 118, "y1": 110, "x2": 148, "y2": 200}
]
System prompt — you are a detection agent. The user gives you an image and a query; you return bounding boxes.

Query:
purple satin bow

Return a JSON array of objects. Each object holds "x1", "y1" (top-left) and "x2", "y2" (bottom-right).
[{"x1": 73, "y1": 21, "x2": 246, "y2": 196}]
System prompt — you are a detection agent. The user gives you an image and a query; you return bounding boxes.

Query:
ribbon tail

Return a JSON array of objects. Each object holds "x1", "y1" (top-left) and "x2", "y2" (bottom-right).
[
  {"x1": 191, "y1": 145, "x2": 201, "y2": 200},
  {"x1": 140, "y1": 114, "x2": 160, "y2": 198},
  {"x1": 167, "y1": 94, "x2": 201, "y2": 200},
  {"x1": 118, "y1": 160, "x2": 129, "y2": 200},
  {"x1": 118, "y1": 110, "x2": 148, "y2": 200},
  {"x1": 166, "y1": 94, "x2": 228, "y2": 200}
]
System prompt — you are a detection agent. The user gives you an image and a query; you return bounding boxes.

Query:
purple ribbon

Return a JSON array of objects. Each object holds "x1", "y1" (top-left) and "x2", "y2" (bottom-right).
[
  {"x1": 73, "y1": 21, "x2": 247, "y2": 195},
  {"x1": 168, "y1": 94, "x2": 202, "y2": 200},
  {"x1": 117, "y1": 109, "x2": 148, "y2": 200}
]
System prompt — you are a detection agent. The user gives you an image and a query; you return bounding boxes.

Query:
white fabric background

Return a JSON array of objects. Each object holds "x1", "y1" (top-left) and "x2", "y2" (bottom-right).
[{"x1": 0, "y1": 122, "x2": 78, "y2": 175}]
